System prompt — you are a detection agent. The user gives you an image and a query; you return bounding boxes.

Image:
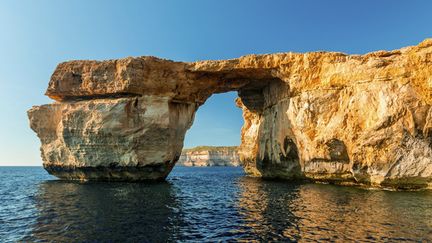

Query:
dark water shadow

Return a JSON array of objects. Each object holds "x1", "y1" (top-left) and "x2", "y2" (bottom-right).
[
  {"x1": 22, "y1": 180, "x2": 182, "y2": 242},
  {"x1": 16, "y1": 167, "x2": 432, "y2": 242},
  {"x1": 235, "y1": 177, "x2": 432, "y2": 241}
]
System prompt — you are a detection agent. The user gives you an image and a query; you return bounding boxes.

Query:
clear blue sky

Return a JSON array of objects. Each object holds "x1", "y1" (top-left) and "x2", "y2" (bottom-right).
[{"x1": 0, "y1": 0, "x2": 431, "y2": 165}]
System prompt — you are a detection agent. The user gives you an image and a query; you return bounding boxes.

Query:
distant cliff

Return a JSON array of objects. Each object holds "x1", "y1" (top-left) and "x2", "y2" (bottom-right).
[{"x1": 177, "y1": 146, "x2": 241, "y2": 167}]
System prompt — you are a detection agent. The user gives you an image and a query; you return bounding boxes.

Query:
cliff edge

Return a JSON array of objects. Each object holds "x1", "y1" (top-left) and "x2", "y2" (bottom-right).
[{"x1": 177, "y1": 146, "x2": 240, "y2": 166}]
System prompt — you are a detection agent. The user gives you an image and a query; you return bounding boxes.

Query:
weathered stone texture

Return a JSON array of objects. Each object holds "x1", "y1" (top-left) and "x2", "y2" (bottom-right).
[
  {"x1": 29, "y1": 39, "x2": 432, "y2": 188},
  {"x1": 29, "y1": 96, "x2": 196, "y2": 180}
]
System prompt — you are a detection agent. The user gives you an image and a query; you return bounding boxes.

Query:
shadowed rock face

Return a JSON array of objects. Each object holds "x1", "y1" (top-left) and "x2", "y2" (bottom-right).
[{"x1": 29, "y1": 39, "x2": 432, "y2": 188}]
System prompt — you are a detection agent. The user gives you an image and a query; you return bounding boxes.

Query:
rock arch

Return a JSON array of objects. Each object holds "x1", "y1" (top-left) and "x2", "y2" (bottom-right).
[{"x1": 29, "y1": 39, "x2": 432, "y2": 189}]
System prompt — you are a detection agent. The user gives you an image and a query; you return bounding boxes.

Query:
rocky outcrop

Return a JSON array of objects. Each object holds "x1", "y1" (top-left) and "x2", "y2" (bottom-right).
[
  {"x1": 177, "y1": 146, "x2": 240, "y2": 167},
  {"x1": 28, "y1": 39, "x2": 432, "y2": 189},
  {"x1": 28, "y1": 96, "x2": 196, "y2": 180}
]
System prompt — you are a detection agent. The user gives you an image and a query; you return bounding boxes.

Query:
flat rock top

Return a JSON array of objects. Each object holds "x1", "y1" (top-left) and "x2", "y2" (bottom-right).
[{"x1": 45, "y1": 39, "x2": 432, "y2": 104}]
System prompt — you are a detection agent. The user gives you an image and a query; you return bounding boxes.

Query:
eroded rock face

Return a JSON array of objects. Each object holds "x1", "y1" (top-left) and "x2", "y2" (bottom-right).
[
  {"x1": 28, "y1": 96, "x2": 196, "y2": 180},
  {"x1": 29, "y1": 39, "x2": 432, "y2": 188},
  {"x1": 178, "y1": 146, "x2": 240, "y2": 167}
]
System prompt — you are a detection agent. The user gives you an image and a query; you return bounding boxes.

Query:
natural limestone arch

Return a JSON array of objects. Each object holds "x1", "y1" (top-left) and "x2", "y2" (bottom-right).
[{"x1": 29, "y1": 39, "x2": 432, "y2": 189}]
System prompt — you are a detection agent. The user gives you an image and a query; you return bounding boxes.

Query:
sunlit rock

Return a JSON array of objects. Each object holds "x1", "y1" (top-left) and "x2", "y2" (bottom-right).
[
  {"x1": 177, "y1": 146, "x2": 240, "y2": 167},
  {"x1": 28, "y1": 96, "x2": 196, "y2": 180},
  {"x1": 28, "y1": 39, "x2": 432, "y2": 188}
]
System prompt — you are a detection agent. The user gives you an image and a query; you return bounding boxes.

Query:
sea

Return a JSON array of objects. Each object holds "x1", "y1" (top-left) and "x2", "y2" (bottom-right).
[{"x1": 0, "y1": 166, "x2": 431, "y2": 242}]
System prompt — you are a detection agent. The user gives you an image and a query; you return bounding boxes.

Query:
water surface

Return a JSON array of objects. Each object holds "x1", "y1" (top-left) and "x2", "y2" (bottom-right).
[{"x1": 0, "y1": 166, "x2": 431, "y2": 242}]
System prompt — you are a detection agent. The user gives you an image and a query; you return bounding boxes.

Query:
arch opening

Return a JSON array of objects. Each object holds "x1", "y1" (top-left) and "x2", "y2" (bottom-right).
[
  {"x1": 173, "y1": 76, "x2": 302, "y2": 179},
  {"x1": 176, "y1": 91, "x2": 243, "y2": 167}
]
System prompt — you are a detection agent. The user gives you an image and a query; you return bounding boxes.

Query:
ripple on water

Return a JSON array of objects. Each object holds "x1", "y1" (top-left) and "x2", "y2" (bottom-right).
[{"x1": 0, "y1": 166, "x2": 431, "y2": 242}]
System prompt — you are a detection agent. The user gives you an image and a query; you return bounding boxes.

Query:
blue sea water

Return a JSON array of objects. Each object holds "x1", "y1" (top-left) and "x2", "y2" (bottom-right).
[{"x1": 0, "y1": 166, "x2": 431, "y2": 242}]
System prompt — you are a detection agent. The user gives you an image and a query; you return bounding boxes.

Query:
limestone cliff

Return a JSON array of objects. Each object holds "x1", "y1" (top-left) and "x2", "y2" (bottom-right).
[
  {"x1": 177, "y1": 146, "x2": 240, "y2": 167},
  {"x1": 28, "y1": 39, "x2": 432, "y2": 189}
]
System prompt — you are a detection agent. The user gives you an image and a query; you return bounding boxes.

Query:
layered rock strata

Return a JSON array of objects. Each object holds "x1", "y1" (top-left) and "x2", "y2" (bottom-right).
[
  {"x1": 29, "y1": 39, "x2": 432, "y2": 188},
  {"x1": 178, "y1": 146, "x2": 240, "y2": 167}
]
